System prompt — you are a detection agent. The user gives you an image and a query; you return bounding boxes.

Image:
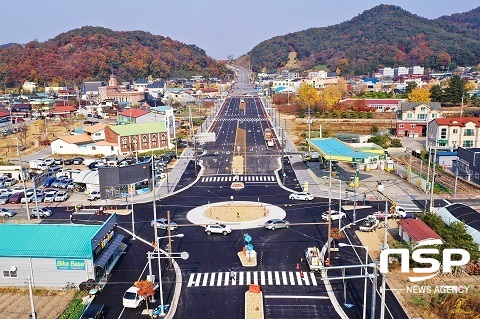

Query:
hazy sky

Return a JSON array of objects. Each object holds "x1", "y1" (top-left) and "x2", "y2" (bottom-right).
[{"x1": 1, "y1": 1, "x2": 478, "y2": 59}]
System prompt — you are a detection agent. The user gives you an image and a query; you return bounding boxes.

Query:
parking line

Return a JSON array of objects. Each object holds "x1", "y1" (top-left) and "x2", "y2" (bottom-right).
[
  {"x1": 187, "y1": 273, "x2": 195, "y2": 287},
  {"x1": 209, "y1": 273, "x2": 216, "y2": 286}
]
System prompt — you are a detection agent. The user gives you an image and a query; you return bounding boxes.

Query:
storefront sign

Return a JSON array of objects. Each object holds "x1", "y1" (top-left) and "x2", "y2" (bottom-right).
[{"x1": 56, "y1": 259, "x2": 86, "y2": 270}]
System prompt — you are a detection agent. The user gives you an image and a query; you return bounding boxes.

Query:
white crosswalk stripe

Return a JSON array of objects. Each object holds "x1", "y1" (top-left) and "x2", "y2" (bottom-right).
[
  {"x1": 200, "y1": 175, "x2": 276, "y2": 183},
  {"x1": 187, "y1": 271, "x2": 320, "y2": 287}
]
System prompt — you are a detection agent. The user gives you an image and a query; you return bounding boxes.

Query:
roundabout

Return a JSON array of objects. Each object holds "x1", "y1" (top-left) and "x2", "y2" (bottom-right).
[{"x1": 186, "y1": 201, "x2": 287, "y2": 229}]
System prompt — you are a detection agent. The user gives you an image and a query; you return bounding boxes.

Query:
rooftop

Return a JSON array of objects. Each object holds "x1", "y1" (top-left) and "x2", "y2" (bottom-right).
[
  {"x1": 0, "y1": 224, "x2": 101, "y2": 259},
  {"x1": 399, "y1": 219, "x2": 442, "y2": 243}
]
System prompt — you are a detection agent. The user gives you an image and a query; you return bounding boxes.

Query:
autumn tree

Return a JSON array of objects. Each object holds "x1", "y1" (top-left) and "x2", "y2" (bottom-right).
[
  {"x1": 135, "y1": 280, "x2": 155, "y2": 310},
  {"x1": 320, "y1": 85, "x2": 343, "y2": 112},
  {"x1": 436, "y1": 52, "x2": 451, "y2": 70},
  {"x1": 407, "y1": 87, "x2": 431, "y2": 102},
  {"x1": 297, "y1": 83, "x2": 319, "y2": 114},
  {"x1": 17, "y1": 123, "x2": 28, "y2": 147}
]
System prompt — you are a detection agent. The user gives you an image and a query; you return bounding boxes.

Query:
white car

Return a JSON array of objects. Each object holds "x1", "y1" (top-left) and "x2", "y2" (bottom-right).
[
  {"x1": 43, "y1": 192, "x2": 57, "y2": 203},
  {"x1": 289, "y1": 192, "x2": 314, "y2": 201},
  {"x1": 30, "y1": 207, "x2": 53, "y2": 218},
  {"x1": 155, "y1": 173, "x2": 166, "y2": 179},
  {"x1": 0, "y1": 207, "x2": 16, "y2": 217},
  {"x1": 54, "y1": 191, "x2": 69, "y2": 202},
  {"x1": 205, "y1": 223, "x2": 232, "y2": 235},
  {"x1": 151, "y1": 218, "x2": 178, "y2": 230},
  {"x1": 87, "y1": 190, "x2": 101, "y2": 201},
  {"x1": 321, "y1": 210, "x2": 346, "y2": 221}
]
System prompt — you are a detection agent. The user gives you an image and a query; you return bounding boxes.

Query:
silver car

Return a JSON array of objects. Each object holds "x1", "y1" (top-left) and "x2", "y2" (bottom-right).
[
  {"x1": 264, "y1": 219, "x2": 290, "y2": 230},
  {"x1": 30, "y1": 207, "x2": 53, "y2": 218},
  {"x1": 0, "y1": 207, "x2": 16, "y2": 217},
  {"x1": 0, "y1": 194, "x2": 11, "y2": 204},
  {"x1": 150, "y1": 218, "x2": 178, "y2": 230}
]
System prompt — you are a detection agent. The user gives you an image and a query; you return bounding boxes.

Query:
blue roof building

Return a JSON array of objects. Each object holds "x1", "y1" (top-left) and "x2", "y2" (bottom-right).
[{"x1": 0, "y1": 214, "x2": 125, "y2": 288}]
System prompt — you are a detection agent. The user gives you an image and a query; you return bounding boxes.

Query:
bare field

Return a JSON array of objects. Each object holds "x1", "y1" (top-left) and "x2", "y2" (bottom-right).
[
  {"x1": 0, "y1": 288, "x2": 75, "y2": 319},
  {"x1": 204, "y1": 203, "x2": 268, "y2": 222}
]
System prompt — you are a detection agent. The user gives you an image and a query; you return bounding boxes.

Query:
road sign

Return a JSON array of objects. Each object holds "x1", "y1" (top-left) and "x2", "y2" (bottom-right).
[
  {"x1": 194, "y1": 132, "x2": 216, "y2": 142},
  {"x1": 246, "y1": 244, "x2": 253, "y2": 251},
  {"x1": 244, "y1": 234, "x2": 252, "y2": 243}
]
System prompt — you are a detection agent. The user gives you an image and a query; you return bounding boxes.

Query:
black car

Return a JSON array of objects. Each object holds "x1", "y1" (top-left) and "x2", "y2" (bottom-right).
[
  {"x1": 73, "y1": 157, "x2": 84, "y2": 165},
  {"x1": 83, "y1": 120, "x2": 93, "y2": 125},
  {"x1": 80, "y1": 303, "x2": 105, "y2": 319},
  {"x1": 64, "y1": 158, "x2": 74, "y2": 165},
  {"x1": 93, "y1": 114, "x2": 103, "y2": 119}
]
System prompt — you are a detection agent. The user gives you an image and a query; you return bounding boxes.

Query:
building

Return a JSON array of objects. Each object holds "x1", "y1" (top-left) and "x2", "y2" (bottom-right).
[
  {"x1": 396, "y1": 102, "x2": 442, "y2": 138},
  {"x1": 104, "y1": 121, "x2": 171, "y2": 155},
  {"x1": 98, "y1": 162, "x2": 152, "y2": 199},
  {"x1": 398, "y1": 219, "x2": 442, "y2": 244},
  {"x1": 98, "y1": 75, "x2": 145, "y2": 107},
  {"x1": 455, "y1": 147, "x2": 480, "y2": 184},
  {"x1": 51, "y1": 134, "x2": 119, "y2": 156},
  {"x1": 22, "y1": 82, "x2": 38, "y2": 93},
  {"x1": 436, "y1": 203, "x2": 480, "y2": 247},
  {"x1": 0, "y1": 214, "x2": 126, "y2": 288},
  {"x1": 340, "y1": 98, "x2": 405, "y2": 112},
  {"x1": 427, "y1": 118, "x2": 480, "y2": 150},
  {"x1": 117, "y1": 108, "x2": 150, "y2": 124},
  {"x1": 83, "y1": 123, "x2": 108, "y2": 141}
]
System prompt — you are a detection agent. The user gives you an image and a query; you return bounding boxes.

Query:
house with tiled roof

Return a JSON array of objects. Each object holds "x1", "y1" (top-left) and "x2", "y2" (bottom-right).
[
  {"x1": 396, "y1": 102, "x2": 442, "y2": 138},
  {"x1": 427, "y1": 117, "x2": 480, "y2": 150},
  {"x1": 83, "y1": 123, "x2": 108, "y2": 141},
  {"x1": 49, "y1": 105, "x2": 78, "y2": 118},
  {"x1": 98, "y1": 75, "x2": 145, "y2": 107},
  {"x1": 105, "y1": 122, "x2": 170, "y2": 155},
  {"x1": 398, "y1": 219, "x2": 442, "y2": 244},
  {"x1": 51, "y1": 134, "x2": 120, "y2": 156},
  {"x1": 117, "y1": 108, "x2": 151, "y2": 124},
  {"x1": 340, "y1": 98, "x2": 406, "y2": 112}
]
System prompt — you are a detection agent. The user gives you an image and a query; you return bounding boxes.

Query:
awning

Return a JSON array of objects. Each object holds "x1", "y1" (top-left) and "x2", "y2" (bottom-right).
[{"x1": 95, "y1": 234, "x2": 125, "y2": 268}]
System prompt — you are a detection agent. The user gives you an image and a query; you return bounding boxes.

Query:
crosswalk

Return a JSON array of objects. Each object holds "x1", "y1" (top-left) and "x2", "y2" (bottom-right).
[
  {"x1": 395, "y1": 200, "x2": 421, "y2": 213},
  {"x1": 187, "y1": 271, "x2": 319, "y2": 287},
  {"x1": 217, "y1": 118, "x2": 266, "y2": 122},
  {"x1": 200, "y1": 175, "x2": 276, "y2": 183}
]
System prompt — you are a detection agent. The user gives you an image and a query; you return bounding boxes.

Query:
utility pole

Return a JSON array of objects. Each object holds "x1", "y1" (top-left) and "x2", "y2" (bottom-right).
[
  {"x1": 15, "y1": 138, "x2": 30, "y2": 219},
  {"x1": 308, "y1": 105, "x2": 311, "y2": 152},
  {"x1": 327, "y1": 153, "x2": 332, "y2": 264},
  {"x1": 27, "y1": 277, "x2": 37, "y2": 319}
]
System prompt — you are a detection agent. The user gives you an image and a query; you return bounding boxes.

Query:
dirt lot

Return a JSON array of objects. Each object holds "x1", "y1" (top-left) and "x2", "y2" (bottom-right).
[
  {"x1": 0, "y1": 288, "x2": 76, "y2": 319},
  {"x1": 204, "y1": 202, "x2": 267, "y2": 222}
]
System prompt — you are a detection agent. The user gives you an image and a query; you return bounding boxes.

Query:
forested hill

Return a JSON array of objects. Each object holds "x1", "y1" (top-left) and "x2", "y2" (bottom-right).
[
  {"x1": 0, "y1": 26, "x2": 227, "y2": 88},
  {"x1": 248, "y1": 4, "x2": 480, "y2": 74}
]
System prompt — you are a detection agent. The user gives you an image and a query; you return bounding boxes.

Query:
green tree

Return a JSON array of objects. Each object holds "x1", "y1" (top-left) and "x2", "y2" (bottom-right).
[
  {"x1": 470, "y1": 94, "x2": 478, "y2": 107},
  {"x1": 371, "y1": 125, "x2": 379, "y2": 135},
  {"x1": 444, "y1": 75, "x2": 465, "y2": 106},
  {"x1": 429, "y1": 84, "x2": 443, "y2": 103},
  {"x1": 405, "y1": 81, "x2": 418, "y2": 94}
]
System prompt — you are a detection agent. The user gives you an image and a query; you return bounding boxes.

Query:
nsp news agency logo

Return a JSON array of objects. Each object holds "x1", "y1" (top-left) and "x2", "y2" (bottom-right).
[{"x1": 380, "y1": 239, "x2": 470, "y2": 283}]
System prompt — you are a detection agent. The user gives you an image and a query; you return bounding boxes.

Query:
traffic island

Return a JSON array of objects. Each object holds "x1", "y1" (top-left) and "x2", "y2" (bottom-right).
[
  {"x1": 245, "y1": 285, "x2": 264, "y2": 319},
  {"x1": 237, "y1": 248, "x2": 257, "y2": 267}
]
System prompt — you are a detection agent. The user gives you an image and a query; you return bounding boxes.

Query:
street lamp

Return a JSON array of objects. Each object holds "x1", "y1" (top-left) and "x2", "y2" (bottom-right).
[
  {"x1": 338, "y1": 243, "x2": 369, "y2": 319},
  {"x1": 148, "y1": 233, "x2": 185, "y2": 316},
  {"x1": 13, "y1": 138, "x2": 30, "y2": 219}
]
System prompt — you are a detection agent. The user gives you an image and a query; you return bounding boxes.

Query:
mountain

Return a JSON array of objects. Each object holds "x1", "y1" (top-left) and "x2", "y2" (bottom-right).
[
  {"x1": 248, "y1": 5, "x2": 480, "y2": 74},
  {"x1": 0, "y1": 26, "x2": 227, "y2": 88}
]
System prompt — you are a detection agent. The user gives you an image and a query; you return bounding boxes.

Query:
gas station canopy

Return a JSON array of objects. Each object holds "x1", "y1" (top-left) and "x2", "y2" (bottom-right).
[{"x1": 307, "y1": 138, "x2": 385, "y2": 164}]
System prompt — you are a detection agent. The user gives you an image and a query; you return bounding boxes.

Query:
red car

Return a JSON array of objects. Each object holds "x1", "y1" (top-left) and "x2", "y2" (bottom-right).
[{"x1": 9, "y1": 192, "x2": 24, "y2": 204}]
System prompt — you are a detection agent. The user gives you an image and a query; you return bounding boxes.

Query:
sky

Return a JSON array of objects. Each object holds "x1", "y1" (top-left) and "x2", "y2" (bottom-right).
[{"x1": 1, "y1": 1, "x2": 478, "y2": 60}]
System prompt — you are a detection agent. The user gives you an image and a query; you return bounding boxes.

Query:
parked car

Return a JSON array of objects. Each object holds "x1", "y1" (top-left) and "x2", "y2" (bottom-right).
[
  {"x1": 30, "y1": 207, "x2": 53, "y2": 218},
  {"x1": 51, "y1": 177, "x2": 68, "y2": 188},
  {"x1": 9, "y1": 192, "x2": 24, "y2": 204},
  {"x1": 44, "y1": 192, "x2": 57, "y2": 203},
  {"x1": 58, "y1": 179, "x2": 73, "y2": 188},
  {"x1": 0, "y1": 207, "x2": 16, "y2": 217},
  {"x1": 66, "y1": 183, "x2": 75, "y2": 191},
  {"x1": 4, "y1": 178, "x2": 17, "y2": 187},
  {"x1": 155, "y1": 173, "x2": 166, "y2": 179},
  {"x1": 89, "y1": 162, "x2": 105, "y2": 169},
  {"x1": 0, "y1": 194, "x2": 11, "y2": 204},
  {"x1": 54, "y1": 158, "x2": 63, "y2": 165},
  {"x1": 43, "y1": 177, "x2": 57, "y2": 187},
  {"x1": 20, "y1": 193, "x2": 35, "y2": 203},
  {"x1": 44, "y1": 158, "x2": 55, "y2": 166},
  {"x1": 64, "y1": 158, "x2": 74, "y2": 165},
  {"x1": 205, "y1": 223, "x2": 232, "y2": 235},
  {"x1": 321, "y1": 210, "x2": 346, "y2": 221},
  {"x1": 150, "y1": 218, "x2": 178, "y2": 230},
  {"x1": 93, "y1": 114, "x2": 103, "y2": 119},
  {"x1": 34, "y1": 192, "x2": 45, "y2": 202},
  {"x1": 84, "y1": 120, "x2": 93, "y2": 125},
  {"x1": 264, "y1": 219, "x2": 290, "y2": 230},
  {"x1": 289, "y1": 192, "x2": 314, "y2": 201},
  {"x1": 87, "y1": 190, "x2": 101, "y2": 201},
  {"x1": 80, "y1": 303, "x2": 105, "y2": 319},
  {"x1": 73, "y1": 157, "x2": 84, "y2": 165},
  {"x1": 54, "y1": 191, "x2": 69, "y2": 202}
]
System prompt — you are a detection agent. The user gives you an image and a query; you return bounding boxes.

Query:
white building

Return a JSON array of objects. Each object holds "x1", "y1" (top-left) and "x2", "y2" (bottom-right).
[
  {"x1": 395, "y1": 67, "x2": 409, "y2": 77},
  {"x1": 427, "y1": 117, "x2": 480, "y2": 150},
  {"x1": 22, "y1": 82, "x2": 38, "y2": 93},
  {"x1": 409, "y1": 66, "x2": 425, "y2": 76},
  {"x1": 51, "y1": 135, "x2": 119, "y2": 156},
  {"x1": 382, "y1": 68, "x2": 394, "y2": 77}
]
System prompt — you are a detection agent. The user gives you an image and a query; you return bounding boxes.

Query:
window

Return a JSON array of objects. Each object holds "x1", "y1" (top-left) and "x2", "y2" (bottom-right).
[
  {"x1": 417, "y1": 114, "x2": 426, "y2": 120},
  {"x1": 420, "y1": 107, "x2": 426, "y2": 111},
  {"x1": 152, "y1": 135, "x2": 157, "y2": 146},
  {"x1": 122, "y1": 137, "x2": 127, "y2": 148},
  {"x1": 464, "y1": 128, "x2": 474, "y2": 136},
  {"x1": 92, "y1": 146, "x2": 96, "y2": 150},
  {"x1": 3, "y1": 269, "x2": 17, "y2": 278},
  {"x1": 161, "y1": 133, "x2": 166, "y2": 144},
  {"x1": 438, "y1": 140, "x2": 448, "y2": 147},
  {"x1": 407, "y1": 113, "x2": 413, "y2": 119},
  {"x1": 452, "y1": 129, "x2": 458, "y2": 134},
  {"x1": 440, "y1": 128, "x2": 447, "y2": 139},
  {"x1": 142, "y1": 135, "x2": 148, "y2": 146},
  {"x1": 411, "y1": 124, "x2": 415, "y2": 128},
  {"x1": 132, "y1": 136, "x2": 138, "y2": 149},
  {"x1": 463, "y1": 140, "x2": 473, "y2": 147},
  {"x1": 431, "y1": 113, "x2": 436, "y2": 118},
  {"x1": 399, "y1": 124, "x2": 404, "y2": 128},
  {"x1": 476, "y1": 172, "x2": 480, "y2": 180}
]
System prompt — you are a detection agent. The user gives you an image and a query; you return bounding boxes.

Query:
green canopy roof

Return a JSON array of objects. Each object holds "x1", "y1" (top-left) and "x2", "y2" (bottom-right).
[{"x1": 109, "y1": 121, "x2": 167, "y2": 136}]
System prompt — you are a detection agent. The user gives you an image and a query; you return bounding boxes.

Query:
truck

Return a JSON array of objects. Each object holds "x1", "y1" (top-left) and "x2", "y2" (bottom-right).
[
  {"x1": 359, "y1": 215, "x2": 380, "y2": 232},
  {"x1": 29, "y1": 160, "x2": 49, "y2": 171},
  {"x1": 304, "y1": 247, "x2": 323, "y2": 271},
  {"x1": 302, "y1": 152, "x2": 320, "y2": 162},
  {"x1": 122, "y1": 275, "x2": 158, "y2": 308}
]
